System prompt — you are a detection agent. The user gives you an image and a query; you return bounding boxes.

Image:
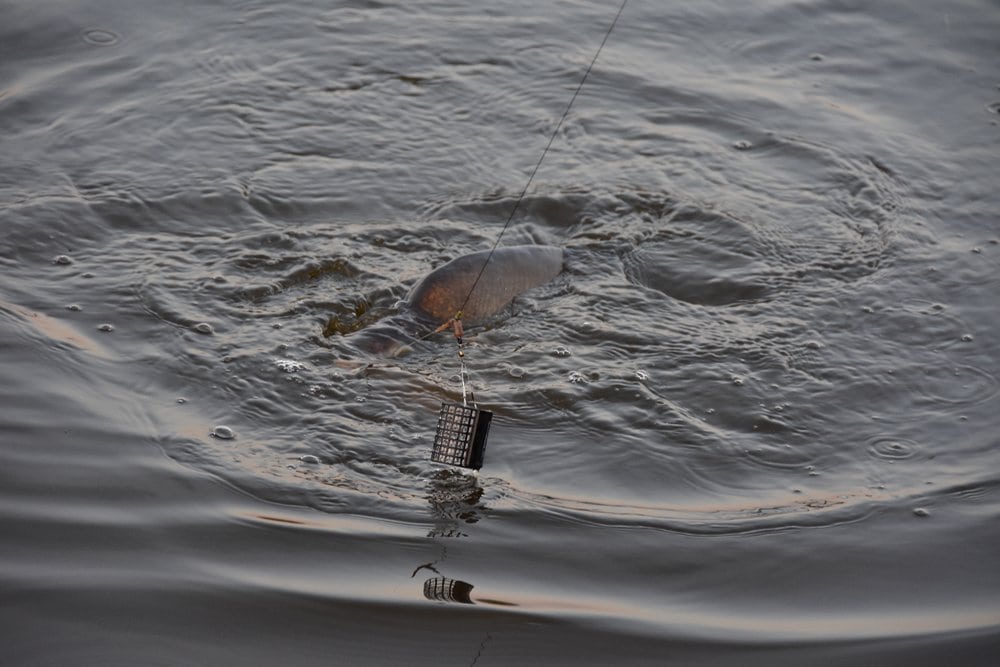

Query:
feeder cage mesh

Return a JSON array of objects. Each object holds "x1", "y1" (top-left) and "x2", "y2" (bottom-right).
[{"x1": 431, "y1": 402, "x2": 492, "y2": 470}]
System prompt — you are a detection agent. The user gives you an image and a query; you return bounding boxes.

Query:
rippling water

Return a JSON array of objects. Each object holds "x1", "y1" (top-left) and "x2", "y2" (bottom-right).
[{"x1": 2, "y1": 0, "x2": 999, "y2": 663}]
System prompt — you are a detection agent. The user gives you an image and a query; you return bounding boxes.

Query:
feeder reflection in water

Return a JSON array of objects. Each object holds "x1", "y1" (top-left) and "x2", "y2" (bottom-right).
[
  {"x1": 414, "y1": 470, "x2": 482, "y2": 605},
  {"x1": 423, "y1": 577, "x2": 475, "y2": 604},
  {"x1": 415, "y1": 456, "x2": 521, "y2": 608},
  {"x1": 425, "y1": 468, "x2": 485, "y2": 538}
]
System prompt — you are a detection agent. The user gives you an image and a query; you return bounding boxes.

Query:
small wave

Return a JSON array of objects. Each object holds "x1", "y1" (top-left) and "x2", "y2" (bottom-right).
[{"x1": 867, "y1": 435, "x2": 922, "y2": 461}]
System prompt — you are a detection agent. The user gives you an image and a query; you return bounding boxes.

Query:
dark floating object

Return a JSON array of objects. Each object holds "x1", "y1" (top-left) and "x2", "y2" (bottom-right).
[{"x1": 431, "y1": 403, "x2": 492, "y2": 470}]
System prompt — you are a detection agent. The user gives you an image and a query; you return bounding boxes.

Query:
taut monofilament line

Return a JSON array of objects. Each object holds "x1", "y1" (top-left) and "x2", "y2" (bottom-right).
[
  {"x1": 430, "y1": 0, "x2": 629, "y2": 470},
  {"x1": 455, "y1": 0, "x2": 629, "y2": 324}
]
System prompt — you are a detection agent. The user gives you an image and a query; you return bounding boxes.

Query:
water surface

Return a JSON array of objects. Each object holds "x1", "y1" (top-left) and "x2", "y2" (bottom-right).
[{"x1": 2, "y1": 0, "x2": 999, "y2": 664}]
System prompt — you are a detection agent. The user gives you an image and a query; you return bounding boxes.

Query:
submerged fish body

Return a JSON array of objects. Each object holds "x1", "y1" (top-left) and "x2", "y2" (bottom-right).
[
  {"x1": 346, "y1": 245, "x2": 564, "y2": 356},
  {"x1": 407, "y1": 245, "x2": 564, "y2": 326}
]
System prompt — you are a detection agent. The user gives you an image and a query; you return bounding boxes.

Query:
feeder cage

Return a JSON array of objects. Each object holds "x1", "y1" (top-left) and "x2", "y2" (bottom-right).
[{"x1": 431, "y1": 402, "x2": 492, "y2": 470}]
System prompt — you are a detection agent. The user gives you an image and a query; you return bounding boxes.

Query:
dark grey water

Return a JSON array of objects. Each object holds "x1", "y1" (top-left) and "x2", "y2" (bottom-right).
[{"x1": 2, "y1": 0, "x2": 999, "y2": 664}]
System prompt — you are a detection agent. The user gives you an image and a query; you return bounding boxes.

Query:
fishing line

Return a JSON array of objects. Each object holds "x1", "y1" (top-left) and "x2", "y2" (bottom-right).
[
  {"x1": 430, "y1": 0, "x2": 628, "y2": 470},
  {"x1": 454, "y1": 0, "x2": 629, "y2": 320}
]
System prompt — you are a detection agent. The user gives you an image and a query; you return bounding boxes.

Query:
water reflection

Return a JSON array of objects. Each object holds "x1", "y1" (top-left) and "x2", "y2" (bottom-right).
[
  {"x1": 425, "y1": 468, "x2": 486, "y2": 538},
  {"x1": 414, "y1": 564, "x2": 519, "y2": 608},
  {"x1": 413, "y1": 469, "x2": 520, "y2": 607},
  {"x1": 423, "y1": 577, "x2": 475, "y2": 605},
  {"x1": 411, "y1": 546, "x2": 479, "y2": 605}
]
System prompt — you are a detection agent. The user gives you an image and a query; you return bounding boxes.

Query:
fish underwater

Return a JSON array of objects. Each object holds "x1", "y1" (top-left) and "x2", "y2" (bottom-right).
[{"x1": 351, "y1": 245, "x2": 564, "y2": 356}]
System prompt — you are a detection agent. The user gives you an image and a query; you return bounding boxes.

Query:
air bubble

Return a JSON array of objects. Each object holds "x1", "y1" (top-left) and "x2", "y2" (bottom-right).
[
  {"x1": 300, "y1": 454, "x2": 320, "y2": 465},
  {"x1": 97, "y1": 323, "x2": 114, "y2": 332},
  {"x1": 961, "y1": 333, "x2": 973, "y2": 342},
  {"x1": 568, "y1": 371, "x2": 586, "y2": 384},
  {"x1": 508, "y1": 366, "x2": 525, "y2": 378},
  {"x1": 82, "y1": 28, "x2": 120, "y2": 46},
  {"x1": 211, "y1": 425, "x2": 235, "y2": 440},
  {"x1": 868, "y1": 436, "x2": 919, "y2": 461},
  {"x1": 732, "y1": 140, "x2": 752, "y2": 150},
  {"x1": 65, "y1": 304, "x2": 82, "y2": 311},
  {"x1": 635, "y1": 369, "x2": 649, "y2": 381},
  {"x1": 275, "y1": 359, "x2": 306, "y2": 373},
  {"x1": 193, "y1": 322, "x2": 214, "y2": 335},
  {"x1": 53, "y1": 255, "x2": 72, "y2": 265},
  {"x1": 552, "y1": 345, "x2": 571, "y2": 357},
  {"x1": 912, "y1": 507, "x2": 930, "y2": 518}
]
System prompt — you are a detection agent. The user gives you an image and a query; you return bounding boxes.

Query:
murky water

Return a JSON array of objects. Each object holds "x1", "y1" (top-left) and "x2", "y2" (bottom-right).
[{"x1": 2, "y1": 0, "x2": 999, "y2": 663}]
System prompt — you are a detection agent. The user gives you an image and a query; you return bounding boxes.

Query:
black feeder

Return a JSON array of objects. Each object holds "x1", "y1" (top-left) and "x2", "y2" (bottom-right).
[{"x1": 431, "y1": 402, "x2": 492, "y2": 470}]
